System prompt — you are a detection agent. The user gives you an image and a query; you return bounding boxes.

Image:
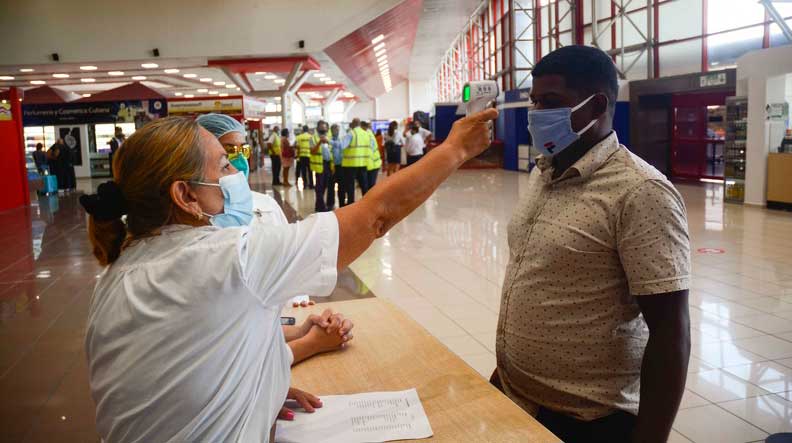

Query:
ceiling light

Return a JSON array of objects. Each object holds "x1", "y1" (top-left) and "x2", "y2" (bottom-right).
[
  {"x1": 0, "y1": 76, "x2": 14, "y2": 80},
  {"x1": 372, "y1": 34, "x2": 385, "y2": 44},
  {"x1": 197, "y1": 88, "x2": 208, "y2": 93},
  {"x1": 132, "y1": 76, "x2": 146, "y2": 80},
  {"x1": 274, "y1": 97, "x2": 281, "y2": 101},
  {"x1": 200, "y1": 77, "x2": 212, "y2": 82},
  {"x1": 235, "y1": 87, "x2": 240, "y2": 90},
  {"x1": 52, "y1": 73, "x2": 69, "y2": 78},
  {"x1": 175, "y1": 92, "x2": 183, "y2": 96},
  {"x1": 81, "y1": 78, "x2": 96, "y2": 83},
  {"x1": 20, "y1": 68, "x2": 34, "y2": 72},
  {"x1": 313, "y1": 73, "x2": 325, "y2": 78},
  {"x1": 379, "y1": 61, "x2": 389, "y2": 68},
  {"x1": 80, "y1": 66, "x2": 98, "y2": 71},
  {"x1": 264, "y1": 74, "x2": 277, "y2": 80},
  {"x1": 374, "y1": 42, "x2": 385, "y2": 52},
  {"x1": 82, "y1": 93, "x2": 92, "y2": 97},
  {"x1": 375, "y1": 48, "x2": 387, "y2": 57},
  {"x1": 164, "y1": 68, "x2": 180, "y2": 74},
  {"x1": 254, "y1": 71, "x2": 266, "y2": 75},
  {"x1": 31, "y1": 80, "x2": 46, "y2": 85},
  {"x1": 108, "y1": 71, "x2": 124, "y2": 76},
  {"x1": 213, "y1": 81, "x2": 225, "y2": 86},
  {"x1": 219, "y1": 93, "x2": 228, "y2": 97},
  {"x1": 274, "y1": 79, "x2": 285, "y2": 84},
  {"x1": 184, "y1": 94, "x2": 194, "y2": 98},
  {"x1": 141, "y1": 63, "x2": 159, "y2": 69},
  {"x1": 183, "y1": 73, "x2": 197, "y2": 78},
  {"x1": 227, "y1": 85, "x2": 236, "y2": 89},
  {"x1": 208, "y1": 91, "x2": 219, "y2": 95},
  {"x1": 377, "y1": 54, "x2": 388, "y2": 63}
]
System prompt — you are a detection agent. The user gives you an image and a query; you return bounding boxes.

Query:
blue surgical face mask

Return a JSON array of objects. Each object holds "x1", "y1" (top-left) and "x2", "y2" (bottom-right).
[
  {"x1": 192, "y1": 172, "x2": 253, "y2": 228},
  {"x1": 230, "y1": 156, "x2": 250, "y2": 178},
  {"x1": 528, "y1": 94, "x2": 601, "y2": 157}
]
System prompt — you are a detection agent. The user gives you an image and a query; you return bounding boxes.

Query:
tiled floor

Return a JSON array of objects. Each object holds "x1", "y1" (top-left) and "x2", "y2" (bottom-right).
[{"x1": 2, "y1": 164, "x2": 792, "y2": 442}]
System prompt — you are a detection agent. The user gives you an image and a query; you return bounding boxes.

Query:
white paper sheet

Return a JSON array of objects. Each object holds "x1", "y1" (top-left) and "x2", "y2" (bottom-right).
[{"x1": 274, "y1": 388, "x2": 433, "y2": 443}]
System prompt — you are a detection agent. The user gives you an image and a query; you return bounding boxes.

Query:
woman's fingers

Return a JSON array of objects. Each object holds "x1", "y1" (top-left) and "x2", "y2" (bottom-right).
[
  {"x1": 327, "y1": 313, "x2": 345, "y2": 334},
  {"x1": 339, "y1": 318, "x2": 354, "y2": 336},
  {"x1": 292, "y1": 389, "x2": 322, "y2": 412},
  {"x1": 342, "y1": 332, "x2": 354, "y2": 342},
  {"x1": 278, "y1": 406, "x2": 295, "y2": 421}
]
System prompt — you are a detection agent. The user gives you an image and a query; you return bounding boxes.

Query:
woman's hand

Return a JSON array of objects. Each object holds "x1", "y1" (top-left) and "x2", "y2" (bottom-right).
[
  {"x1": 278, "y1": 387, "x2": 323, "y2": 421},
  {"x1": 303, "y1": 311, "x2": 354, "y2": 354},
  {"x1": 444, "y1": 108, "x2": 499, "y2": 161}
]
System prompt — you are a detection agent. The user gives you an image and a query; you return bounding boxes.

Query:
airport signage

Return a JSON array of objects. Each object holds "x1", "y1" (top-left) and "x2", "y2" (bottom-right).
[{"x1": 22, "y1": 100, "x2": 166, "y2": 126}]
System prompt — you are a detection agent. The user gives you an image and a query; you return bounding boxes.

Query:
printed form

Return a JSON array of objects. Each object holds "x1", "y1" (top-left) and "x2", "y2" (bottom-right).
[{"x1": 275, "y1": 388, "x2": 433, "y2": 443}]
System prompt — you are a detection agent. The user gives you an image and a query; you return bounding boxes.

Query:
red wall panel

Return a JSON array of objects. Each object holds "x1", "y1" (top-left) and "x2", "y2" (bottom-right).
[{"x1": 0, "y1": 88, "x2": 30, "y2": 211}]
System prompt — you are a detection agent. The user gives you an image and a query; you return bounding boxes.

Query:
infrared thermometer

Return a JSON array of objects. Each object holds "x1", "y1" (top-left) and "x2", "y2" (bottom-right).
[{"x1": 462, "y1": 80, "x2": 499, "y2": 115}]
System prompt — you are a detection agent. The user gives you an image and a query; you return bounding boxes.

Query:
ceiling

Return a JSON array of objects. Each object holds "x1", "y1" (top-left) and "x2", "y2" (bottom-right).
[{"x1": 409, "y1": 0, "x2": 483, "y2": 80}]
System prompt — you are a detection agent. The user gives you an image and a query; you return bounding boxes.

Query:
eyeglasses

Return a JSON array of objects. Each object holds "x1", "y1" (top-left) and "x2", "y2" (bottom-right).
[{"x1": 224, "y1": 144, "x2": 251, "y2": 160}]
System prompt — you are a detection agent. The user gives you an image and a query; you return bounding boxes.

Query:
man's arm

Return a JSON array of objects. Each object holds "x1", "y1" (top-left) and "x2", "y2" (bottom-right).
[{"x1": 633, "y1": 290, "x2": 690, "y2": 443}]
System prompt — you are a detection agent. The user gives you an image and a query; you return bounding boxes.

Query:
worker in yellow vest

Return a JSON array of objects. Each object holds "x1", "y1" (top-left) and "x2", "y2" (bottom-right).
[
  {"x1": 339, "y1": 118, "x2": 375, "y2": 205},
  {"x1": 267, "y1": 125, "x2": 282, "y2": 186},
  {"x1": 310, "y1": 121, "x2": 334, "y2": 212},
  {"x1": 294, "y1": 125, "x2": 314, "y2": 189},
  {"x1": 362, "y1": 121, "x2": 382, "y2": 192}
]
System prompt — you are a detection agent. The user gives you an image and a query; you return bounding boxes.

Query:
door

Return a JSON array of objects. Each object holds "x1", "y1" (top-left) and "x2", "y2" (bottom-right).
[{"x1": 670, "y1": 91, "x2": 731, "y2": 180}]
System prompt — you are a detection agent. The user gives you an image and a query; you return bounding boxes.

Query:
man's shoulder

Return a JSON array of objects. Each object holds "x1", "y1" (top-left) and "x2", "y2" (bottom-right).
[{"x1": 601, "y1": 145, "x2": 669, "y2": 184}]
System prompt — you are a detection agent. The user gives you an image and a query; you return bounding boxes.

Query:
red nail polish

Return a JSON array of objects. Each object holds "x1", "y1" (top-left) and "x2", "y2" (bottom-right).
[{"x1": 286, "y1": 411, "x2": 295, "y2": 420}]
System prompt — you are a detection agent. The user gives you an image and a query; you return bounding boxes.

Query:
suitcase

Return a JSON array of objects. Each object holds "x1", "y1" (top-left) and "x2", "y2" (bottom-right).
[{"x1": 41, "y1": 175, "x2": 58, "y2": 195}]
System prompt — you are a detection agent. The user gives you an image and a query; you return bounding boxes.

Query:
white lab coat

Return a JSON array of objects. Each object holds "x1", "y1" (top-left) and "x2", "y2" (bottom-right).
[
  {"x1": 85, "y1": 212, "x2": 339, "y2": 443},
  {"x1": 252, "y1": 191, "x2": 288, "y2": 226}
]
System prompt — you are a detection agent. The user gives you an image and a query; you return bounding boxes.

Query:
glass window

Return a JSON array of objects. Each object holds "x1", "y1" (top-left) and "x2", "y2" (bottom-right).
[
  {"x1": 770, "y1": 3, "x2": 792, "y2": 48},
  {"x1": 708, "y1": 25, "x2": 763, "y2": 68},
  {"x1": 708, "y1": 0, "x2": 764, "y2": 34},
  {"x1": 659, "y1": 0, "x2": 702, "y2": 41},
  {"x1": 660, "y1": 40, "x2": 702, "y2": 77}
]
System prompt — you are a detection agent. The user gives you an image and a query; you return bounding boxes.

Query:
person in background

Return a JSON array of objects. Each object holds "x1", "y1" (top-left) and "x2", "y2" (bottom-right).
[
  {"x1": 268, "y1": 126, "x2": 282, "y2": 187},
  {"x1": 52, "y1": 137, "x2": 76, "y2": 192},
  {"x1": 109, "y1": 127, "x2": 125, "y2": 178},
  {"x1": 374, "y1": 129, "x2": 385, "y2": 172},
  {"x1": 329, "y1": 124, "x2": 344, "y2": 208},
  {"x1": 47, "y1": 141, "x2": 61, "y2": 182},
  {"x1": 491, "y1": 45, "x2": 690, "y2": 443},
  {"x1": 294, "y1": 125, "x2": 314, "y2": 189},
  {"x1": 339, "y1": 118, "x2": 372, "y2": 205},
  {"x1": 197, "y1": 114, "x2": 352, "y2": 357},
  {"x1": 362, "y1": 121, "x2": 381, "y2": 192},
  {"x1": 309, "y1": 124, "x2": 334, "y2": 212},
  {"x1": 280, "y1": 128, "x2": 295, "y2": 187},
  {"x1": 384, "y1": 121, "x2": 404, "y2": 176},
  {"x1": 404, "y1": 123, "x2": 426, "y2": 166},
  {"x1": 33, "y1": 143, "x2": 47, "y2": 175}
]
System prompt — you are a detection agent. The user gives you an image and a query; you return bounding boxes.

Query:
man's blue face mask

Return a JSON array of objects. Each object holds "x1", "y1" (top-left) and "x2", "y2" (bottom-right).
[
  {"x1": 192, "y1": 171, "x2": 253, "y2": 228},
  {"x1": 528, "y1": 94, "x2": 602, "y2": 157}
]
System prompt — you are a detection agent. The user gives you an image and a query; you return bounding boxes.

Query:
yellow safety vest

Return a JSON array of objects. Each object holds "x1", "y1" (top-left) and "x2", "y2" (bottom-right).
[
  {"x1": 271, "y1": 133, "x2": 282, "y2": 156},
  {"x1": 296, "y1": 133, "x2": 312, "y2": 158},
  {"x1": 367, "y1": 130, "x2": 382, "y2": 171},
  {"x1": 310, "y1": 140, "x2": 331, "y2": 174},
  {"x1": 343, "y1": 127, "x2": 371, "y2": 167}
]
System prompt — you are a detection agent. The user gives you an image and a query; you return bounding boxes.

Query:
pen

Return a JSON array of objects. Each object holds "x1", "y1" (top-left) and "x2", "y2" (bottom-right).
[{"x1": 280, "y1": 317, "x2": 296, "y2": 326}]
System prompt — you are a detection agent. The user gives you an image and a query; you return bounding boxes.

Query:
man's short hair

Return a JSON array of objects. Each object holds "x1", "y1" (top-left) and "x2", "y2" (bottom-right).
[
  {"x1": 532, "y1": 45, "x2": 618, "y2": 113},
  {"x1": 302, "y1": 125, "x2": 309, "y2": 132}
]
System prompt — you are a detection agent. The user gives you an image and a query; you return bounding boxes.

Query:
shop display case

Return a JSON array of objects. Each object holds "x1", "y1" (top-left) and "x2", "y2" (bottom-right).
[
  {"x1": 724, "y1": 97, "x2": 748, "y2": 203},
  {"x1": 24, "y1": 126, "x2": 56, "y2": 154}
]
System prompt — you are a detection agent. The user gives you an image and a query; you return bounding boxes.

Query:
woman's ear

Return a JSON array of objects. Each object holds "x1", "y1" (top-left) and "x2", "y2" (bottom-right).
[{"x1": 170, "y1": 181, "x2": 202, "y2": 220}]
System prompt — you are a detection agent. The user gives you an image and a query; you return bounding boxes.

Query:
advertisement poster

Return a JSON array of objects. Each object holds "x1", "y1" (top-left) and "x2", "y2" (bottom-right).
[
  {"x1": 0, "y1": 102, "x2": 11, "y2": 121},
  {"x1": 22, "y1": 100, "x2": 166, "y2": 126},
  {"x1": 59, "y1": 127, "x2": 82, "y2": 166},
  {"x1": 168, "y1": 98, "x2": 243, "y2": 116}
]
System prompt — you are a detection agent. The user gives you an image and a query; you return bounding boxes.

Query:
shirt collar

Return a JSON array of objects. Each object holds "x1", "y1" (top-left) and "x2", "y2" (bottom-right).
[{"x1": 536, "y1": 132, "x2": 620, "y2": 184}]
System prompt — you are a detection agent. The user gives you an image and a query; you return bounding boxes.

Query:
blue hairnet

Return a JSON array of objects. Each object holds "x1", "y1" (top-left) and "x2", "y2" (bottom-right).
[{"x1": 195, "y1": 113, "x2": 245, "y2": 138}]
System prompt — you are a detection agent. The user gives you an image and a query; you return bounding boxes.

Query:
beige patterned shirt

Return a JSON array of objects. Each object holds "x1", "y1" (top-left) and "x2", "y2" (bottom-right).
[{"x1": 496, "y1": 132, "x2": 690, "y2": 421}]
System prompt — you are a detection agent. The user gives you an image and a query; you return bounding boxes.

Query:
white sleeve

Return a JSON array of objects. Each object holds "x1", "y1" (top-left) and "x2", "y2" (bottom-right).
[
  {"x1": 419, "y1": 127, "x2": 431, "y2": 140},
  {"x1": 239, "y1": 212, "x2": 339, "y2": 306}
]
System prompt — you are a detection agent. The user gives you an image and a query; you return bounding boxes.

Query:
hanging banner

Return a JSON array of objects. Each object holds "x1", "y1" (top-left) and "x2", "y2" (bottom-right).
[
  {"x1": 22, "y1": 100, "x2": 167, "y2": 126},
  {"x1": 168, "y1": 98, "x2": 243, "y2": 115}
]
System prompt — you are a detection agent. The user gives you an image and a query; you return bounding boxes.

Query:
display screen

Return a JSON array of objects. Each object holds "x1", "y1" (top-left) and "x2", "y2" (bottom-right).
[{"x1": 462, "y1": 84, "x2": 471, "y2": 102}]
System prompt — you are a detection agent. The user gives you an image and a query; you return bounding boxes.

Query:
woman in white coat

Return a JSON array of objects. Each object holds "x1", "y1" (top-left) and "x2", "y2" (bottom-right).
[{"x1": 80, "y1": 109, "x2": 497, "y2": 443}]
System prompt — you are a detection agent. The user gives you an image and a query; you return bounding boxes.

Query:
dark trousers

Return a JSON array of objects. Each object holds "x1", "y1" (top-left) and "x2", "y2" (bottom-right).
[
  {"x1": 314, "y1": 162, "x2": 334, "y2": 212},
  {"x1": 535, "y1": 407, "x2": 636, "y2": 443},
  {"x1": 332, "y1": 165, "x2": 345, "y2": 208},
  {"x1": 271, "y1": 155, "x2": 282, "y2": 185},
  {"x1": 365, "y1": 169, "x2": 379, "y2": 195},
  {"x1": 342, "y1": 166, "x2": 368, "y2": 206},
  {"x1": 406, "y1": 154, "x2": 423, "y2": 166},
  {"x1": 296, "y1": 157, "x2": 314, "y2": 188}
]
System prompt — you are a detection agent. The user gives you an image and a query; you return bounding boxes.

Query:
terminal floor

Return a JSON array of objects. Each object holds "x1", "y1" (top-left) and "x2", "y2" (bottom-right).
[{"x1": 2, "y1": 166, "x2": 792, "y2": 442}]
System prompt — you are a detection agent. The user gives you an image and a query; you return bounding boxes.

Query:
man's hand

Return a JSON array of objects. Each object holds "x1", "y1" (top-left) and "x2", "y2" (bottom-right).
[{"x1": 278, "y1": 387, "x2": 323, "y2": 420}]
